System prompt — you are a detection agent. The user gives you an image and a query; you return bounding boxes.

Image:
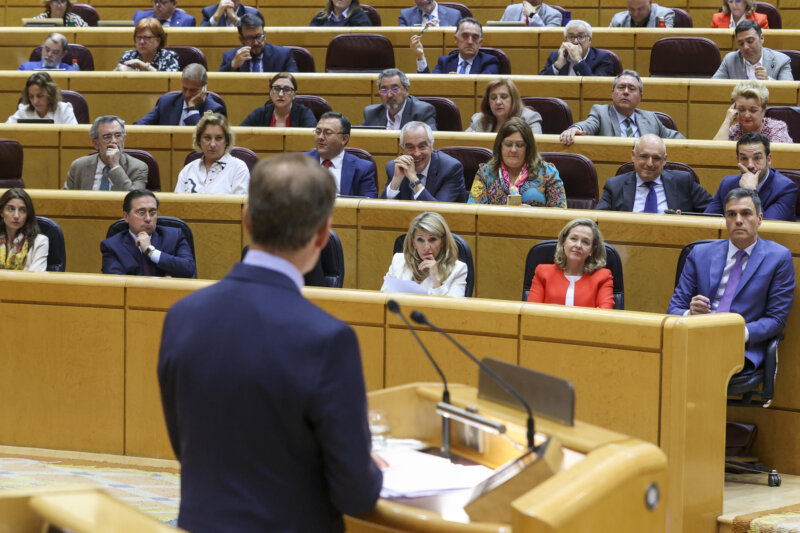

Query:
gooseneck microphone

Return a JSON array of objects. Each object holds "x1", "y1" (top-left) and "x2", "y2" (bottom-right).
[{"x1": 410, "y1": 310, "x2": 536, "y2": 451}]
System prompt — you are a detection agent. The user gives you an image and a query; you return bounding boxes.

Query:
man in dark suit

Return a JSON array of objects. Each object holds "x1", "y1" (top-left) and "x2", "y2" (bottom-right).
[
  {"x1": 382, "y1": 121, "x2": 466, "y2": 202},
  {"x1": 219, "y1": 14, "x2": 297, "y2": 72},
  {"x1": 362, "y1": 68, "x2": 437, "y2": 130},
  {"x1": 201, "y1": 0, "x2": 260, "y2": 26},
  {"x1": 669, "y1": 187, "x2": 795, "y2": 369},
  {"x1": 133, "y1": 0, "x2": 196, "y2": 26},
  {"x1": 398, "y1": 0, "x2": 462, "y2": 26},
  {"x1": 305, "y1": 112, "x2": 378, "y2": 198},
  {"x1": 705, "y1": 132, "x2": 798, "y2": 222},
  {"x1": 100, "y1": 190, "x2": 196, "y2": 277},
  {"x1": 135, "y1": 64, "x2": 224, "y2": 126},
  {"x1": 411, "y1": 18, "x2": 501, "y2": 74},
  {"x1": 158, "y1": 153, "x2": 383, "y2": 531},
  {"x1": 597, "y1": 134, "x2": 711, "y2": 213},
  {"x1": 540, "y1": 20, "x2": 615, "y2": 76}
]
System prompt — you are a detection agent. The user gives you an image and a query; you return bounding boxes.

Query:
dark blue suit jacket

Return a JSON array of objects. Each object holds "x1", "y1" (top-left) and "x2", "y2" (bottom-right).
[
  {"x1": 133, "y1": 8, "x2": 196, "y2": 26},
  {"x1": 100, "y1": 225, "x2": 196, "y2": 278},
  {"x1": 19, "y1": 60, "x2": 75, "y2": 71},
  {"x1": 421, "y1": 50, "x2": 500, "y2": 74},
  {"x1": 200, "y1": 2, "x2": 260, "y2": 26},
  {"x1": 596, "y1": 169, "x2": 712, "y2": 212},
  {"x1": 382, "y1": 150, "x2": 466, "y2": 202},
  {"x1": 219, "y1": 42, "x2": 298, "y2": 72},
  {"x1": 158, "y1": 262, "x2": 382, "y2": 531},
  {"x1": 134, "y1": 92, "x2": 225, "y2": 126},
  {"x1": 398, "y1": 4, "x2": 462, "y2": 25},
  {"x1": 305, "y1": 149, "x2": 378, "y2": 198},
  {"x1": 668, "y1": 238, "x2": 795, "y2": 368},
  {"x1": 705, "y1": 169, "x2": 798, "y2": 222},
  {"x1": 540, "y1": 47, "x2": 616, "y2": 76}
]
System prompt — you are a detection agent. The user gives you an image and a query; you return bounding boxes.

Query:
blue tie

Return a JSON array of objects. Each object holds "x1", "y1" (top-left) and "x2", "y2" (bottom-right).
[
  {"x1": 458, "y1": 60, "x2": 467, "y2": 74},
  {"x1": 100, "y1": 165, "x2": 111, "y2": 191},
  {"x1": 643, "y1": 181, "x2": 658, "y2": 213}
]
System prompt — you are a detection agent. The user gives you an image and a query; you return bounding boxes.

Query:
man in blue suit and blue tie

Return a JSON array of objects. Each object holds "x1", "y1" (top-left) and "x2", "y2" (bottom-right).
[
  {"x1": 412, "y1": 18, "x2": 501, "y2": 75},
  {"x1": 135, "y1": 64, "x2": 224, "y2": 126},
  {"x1": 219, "y1": 14, "x2": 297, "y2": 72},
  {"x1": 540, "y1": 20, "x2": 616, "y2": 76},
  {"x1": 133, "y1": 0, "x2": 196, "y2": 26},
  {"x1": 399, "y1": 0, "x2": 462, "y2": 26},
  {"x1": 305, "y1": 112, "x2": 378, "y2": 198},
  {"x1": 669, "y1": 187, "x2": 795, "y2": 370}
]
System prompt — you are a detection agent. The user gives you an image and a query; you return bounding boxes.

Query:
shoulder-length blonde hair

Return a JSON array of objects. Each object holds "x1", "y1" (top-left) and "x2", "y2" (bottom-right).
[
  {"x1": 479, "y1": 77, "x2": 523, "y2": 131},
  {"x1": 22, "y1": 72, "x2": 61, "y2": 113},
  {"x1": 722, "y1": 0, "x2": 756, "y2": 15},
  {"x1": 553, "y1": 218, "x2": 607, "y2": 274},
  {"x1": 402, "y1": 211, "x2": 459, "y2": 283},
  {"x1": 488, "y1": 116, "x2": 545, "y2": 175},
  {"x1": 193, "y1": 112, "x2": 234, "y2": 156}
]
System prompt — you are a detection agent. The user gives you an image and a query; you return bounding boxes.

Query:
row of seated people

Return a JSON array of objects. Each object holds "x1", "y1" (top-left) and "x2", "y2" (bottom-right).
[{"x1": 16, "y1": 16, "x2": 798, "y2": 81}]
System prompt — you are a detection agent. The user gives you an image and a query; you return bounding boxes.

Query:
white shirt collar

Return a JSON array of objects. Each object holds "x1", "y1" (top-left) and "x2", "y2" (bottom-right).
[{"x1": 321, "y1": 149, "x2": 346, "y2": 167}]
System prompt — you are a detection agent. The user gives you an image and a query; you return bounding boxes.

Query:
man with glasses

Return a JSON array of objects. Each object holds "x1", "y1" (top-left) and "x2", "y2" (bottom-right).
[
  {"x1": 305, "y1": 112, "x2": 378, "y2": 198},
  {"x1": 399, "y1": 0, "x2": 461, "y2": 26},
  {"x1": 500, "y1": 0, "x2": 562, "y2": 26},
  {"x1": 540, "y1": 20, "x2": 615, "y2": 76},
  {"x1": 64, "y1": 115, "x2": 148, "y2": 191},
  {"x1": 610, "y1": 0, "x2": 674, "y2": 27},
  {"x1": 101, "y1": 190, "x2": 196, "y2": 277},
  {"x1": 19, "y1": 33, "x2": 77, "y2": 70},
  {"x1": 713, "y1": 20, "x2": 792, "y2": 80},
  {"x1": 135, "y1": 64, "x2": 224, "y2": 125},
  {"x1": 362, "y1": 68, "x2": 436, "y2": 130},
  {"x1": 201, "y1": 0, "x2": 260, "y2": 26},
  {"x1": 134, "y1": 0, "x2": 195, "y2": 26},
  {"x1": 411, "y1": 17, "x2": 500, "y2": 74},
  {"x1": 219, "y1": 14, "x2": 297, "y2": 72}
]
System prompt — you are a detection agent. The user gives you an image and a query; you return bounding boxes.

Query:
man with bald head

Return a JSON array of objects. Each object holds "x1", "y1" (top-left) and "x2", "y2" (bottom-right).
[
  {"x1": 597, "y1": 134, "x2": 711, "y2": 213},
  {"x1": 19, "y1": 33, "x2": 77, "y2": 70}
]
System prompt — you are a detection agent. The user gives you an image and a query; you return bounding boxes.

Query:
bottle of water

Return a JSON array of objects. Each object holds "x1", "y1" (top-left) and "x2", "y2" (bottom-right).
[{"x1": 72, "y1": 58, "x2": 79, "y2": 71}]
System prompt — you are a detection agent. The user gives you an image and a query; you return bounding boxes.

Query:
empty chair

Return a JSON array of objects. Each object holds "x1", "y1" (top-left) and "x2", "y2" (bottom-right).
[
  {"x1": 655, "y1": 111, "x2": 677, "y2": 131},
  {"x1": 294, "y1": 95, "x2": 332, "y2": 121},
  {"x1": 417, "y1": 96, "x2": 462, "y2": 131},
  {"x1": 649, "y1": 37, "x2": 720, "y2": 78},
  {"x1": 521, "y1": 96, "x2": 573, "y2": 134},
  {"x1": 392, "y1": 232, "x2": 475, "y2": 297},
  {"x1": 306, "y1": 229, "x2": 345, "y2": 287},
  {"x1": 0, "y1": 139, "x2": 25, "y2": 188},
  {"x1": 166, "y1": 46, "x2": 207, "y2": 69},
  {"x1": 287, "y1": 46, "x2": 316, "y2": 73},
  {"x1": 766, "y1": 107, "x2": 800, "y2": 143},
  {"x1": 70, "y1": 3, "x2": 99, "y2": 26},
  {"x1": 774, "y1": 169, "x2": 800, "y2": 220},
  {"x1": 756, "y1": 1, "x2": 782, "y2": 28},
  {"x1": 36, "y1": 216, "x2": 66, "y2": 272},
  {"x1": 778, "y1": 50, "x2": 800, "y2": 80},
  {"x1": 183, "y1": 146, "x2": 260, "y2": 172},
  {"x1": 670, "y1": 7, "x2": 693, "y2": 27},
  {"x1": 325, "y1": 34, "x2": 394, "y2": 73},
  {"x1": 604, "y1": 49, "x2": 623, "y2": 76},
  {"x1": 107, "y1": 215, "x2": 197, "y2": 278},
  {"x1": 61, "y1": 90, "x2": 90, "y2": 124},
  {"x1": 481, "y1": 47, "x2": 511, "y2": 75},
  {"x1": 616, "y1": 160, "x2": 700, "y2": 185},
  {"x1": 439, "y1": 146, "x2": 491, "y2": 197},
  {"x1": 439, "y1": 2, "x2": 472, "y2": 19},
  {"x1": 361, "y1": 4, "x2": 381, "y2": 25},
  {"x1": 124, "y1": 149, "x2": 161, "y2": 191},
  {"x1": 30, "y1": 43, "x2": 94, "y2": 71},
  {"x1": 540, "y1": 152, "x2": 599, "y2": 209}
]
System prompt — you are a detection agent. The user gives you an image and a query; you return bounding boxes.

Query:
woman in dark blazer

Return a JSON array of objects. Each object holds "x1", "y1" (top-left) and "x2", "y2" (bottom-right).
[
  {"x1": 240, "y1": 72, "x2": 317, "y2": 128},
  {"x1": 309, "y1": 0, "x2": 372, "y2": 26}
]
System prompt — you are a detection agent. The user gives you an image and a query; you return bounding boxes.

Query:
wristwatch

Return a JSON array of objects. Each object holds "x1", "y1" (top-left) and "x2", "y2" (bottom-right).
[
  {"x1": 410, "y1": 179, "x2": 422, "y2": 190},
  {"x1": 146, "y1": 245, "x2": 156, "y2": 257}
]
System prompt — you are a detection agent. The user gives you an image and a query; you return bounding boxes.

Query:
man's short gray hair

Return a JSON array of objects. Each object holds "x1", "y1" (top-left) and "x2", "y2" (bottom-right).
[
  {"x1": 377, "y1": 68, "x2": 409, "y2": 89},
  {"x1": 182, "y1": 63, "x2": 208, "y2": 85},
  {"x1": 564, "y1": 19, "x2": 592, "y2": 39},
  {"x1": 399, "y1": 121, "x2": 434, "y2": 146},
  {"x1": 613, "y1": 69, "x2": 643, "y2": 94},
  {"x1": 45, "y1": 32, "x2": 68, "y2": 50},
  {"x1": 90, "y1": 115, "x2": 126, "y2": 140}
]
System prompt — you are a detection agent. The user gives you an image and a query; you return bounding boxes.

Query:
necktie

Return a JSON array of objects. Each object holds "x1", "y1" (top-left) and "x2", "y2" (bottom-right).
[
  {"x1": 416, "y1": 173, "x2": 425, "y2": 185},
  {"x1": 426, "y1": 13, "x2": 436, "y2": 25},
  {"x1": 142, "y1": 251, "x2": 152, "y2": 276},
  {"x1": 251, "y1": 57, "x2": 262, "y2": 73},
  {"x1": 643, "y1": 181, "x2": 658, "y2": 213},
  {"x1": 717, "y1": 250, "x2": 747, "y2": 313},
  {"x1": 458, "y1": 60, "x2": 467, "y2": 74},
  {"x1": 322, "y1": 159, "x2": 333, "y2": 169},
  {"x1": 100, "y1": 165, "x2": 111, "y2": 191},
  {"x1": 625, "y1": 117, "x2": 634, "y2": 137}
]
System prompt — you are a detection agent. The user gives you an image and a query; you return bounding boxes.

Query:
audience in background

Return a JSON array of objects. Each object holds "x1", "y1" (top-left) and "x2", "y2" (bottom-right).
[
  {"x1": 362, "y1": 68, "x2": 437, "y2": 130},
  {"x1": 241, "y1": 72, "x2": 316, "y2": 127},
  {"x1": 713, "y1": 20, "x2": 792, "y2": 80},
  {"x1": 136, "y1": 64, "x2": 225, "y2": 126},
  {"x1": 714, "y1": 80, "x2": 792, "y2": 143},
  {"x1": 309, "y1": 0, "x2": 372, "y2": 26},
  {"x1": 134, "y1": 0, "x2": 196, "y2": 26},
  {"x1": 540, "y1": 20, "x2": 616, "y2": 76},
  {"x1": 7, "y1": 72, "x2": 77, "y2": 124},
  {"x1": 501, "y1": 0, "x2": 562, "y2": 26},
  {"x1": 610, "y1": 0, "x2": 674, "y2": 27},
  {"x1": 412, "y1": 18, "x2": 500, "y2": 74},
  {"x1": 466, "y1": 78, "x2": 542, "y2": 134},
  {"x1": 201, "y1": 0, "x2": 260, "y2": 26},
  {"x1": 19, "y1": 33, "x2": 77, "y2": 71},
  {"x1": 33, "y1": 0, "x2": 87, "y2": 26},
  {"x1": 219, "y1": 14, "x2": 298, "y2": 72},
  {"x1": 0, "y1": 189, "x2": 48, "y2": 272},
  {"x1": 711, "y1": 0, "x2": 768, "y2": 29},
  {"x1": 399, "y1": 0, "x2": 461, "y2": 26},
  {"x1": 114, "y1": 18, "x2": 179, "y2": 72}
]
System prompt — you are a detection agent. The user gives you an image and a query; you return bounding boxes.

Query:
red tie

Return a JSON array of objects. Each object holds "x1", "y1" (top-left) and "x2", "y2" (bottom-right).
[{"x1": 322, "y1": 159, "x2": 333, "y2": 169}]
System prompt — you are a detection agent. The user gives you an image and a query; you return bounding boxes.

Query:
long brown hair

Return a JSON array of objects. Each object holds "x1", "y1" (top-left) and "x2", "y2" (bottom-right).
[
  {"x1": 0, "y1": 189, "x2": 41, "y2": 244},
  {"x1": 479, "y1": 78, "x2": 523, "y2": 131}
]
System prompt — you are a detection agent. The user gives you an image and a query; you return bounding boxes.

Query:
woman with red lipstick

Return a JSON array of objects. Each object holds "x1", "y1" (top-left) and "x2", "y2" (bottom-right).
[
  {"x1": 0, "y1": 189, "x2": 48, "y2": 271},
  {"x1": 527, "y1": 218, "x2": 613, "y2": 308},
  {"x1": 713, "y1": 80, "x2": 791, "y2": 143},
  {"x1": 466, "y1": 78, "x2": 542, "y2": 133},
  {"x1": 240, "y1": 72, "x2": 317, "y2": 128},
  {"x1": 380, "y1": 211, "x2": 467, "y2": 297}
]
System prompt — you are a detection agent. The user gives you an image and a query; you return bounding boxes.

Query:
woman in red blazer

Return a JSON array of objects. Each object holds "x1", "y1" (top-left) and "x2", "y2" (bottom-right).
[
  {"x1": 527, "y1": 218, "x2": 614, "y2": 309},
  {"x1": 711, "y1": 0, "x2": 769, "y2": 28}
]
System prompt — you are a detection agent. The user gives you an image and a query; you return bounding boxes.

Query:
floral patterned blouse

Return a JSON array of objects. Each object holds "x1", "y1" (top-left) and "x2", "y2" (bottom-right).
[
  {"x1": 118, "y1": 48, "x2": 180, "y2": 72},
  {"x1": 34, "y1": 11, "x2": 88, "y2": 26},
  {"x1": 468, "y1": 162, "x2": 567, "y2": 207},
  {"x1": 729, "y1": 117, "x2": 792, "y2": 143}
]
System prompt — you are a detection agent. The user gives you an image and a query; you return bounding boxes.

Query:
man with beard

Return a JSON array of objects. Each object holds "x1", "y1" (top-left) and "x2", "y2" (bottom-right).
[
  {"x1": 219, "y1": 14, "x2": 297, "y2": 72},
  {"x1": 362, "y1": 69, "x2": 436, "y2": 130}
]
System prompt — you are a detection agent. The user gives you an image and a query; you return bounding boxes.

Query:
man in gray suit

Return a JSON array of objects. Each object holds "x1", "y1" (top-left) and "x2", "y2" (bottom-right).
[
  {"x1": 362, "y1": 68, "x2": 437, "y2": 130},
  {"x1": 713, "y1": 20, "x2": 793, "y2": 81},
  {"x1": 64, "y1": 115, "x2": 148, "y2": 191},
  {"x1": 597, "y1": 134, "x2": 712, "y2": 213},
  {"x1": 500, "y1": 0, "x2": 562, "y2": 26},
  {"x1": 610, "y1": 0, "x2": 673, "y2": 27},
  {"x1": 560, "y1": 70, "x2": 685, "y2": 145}
]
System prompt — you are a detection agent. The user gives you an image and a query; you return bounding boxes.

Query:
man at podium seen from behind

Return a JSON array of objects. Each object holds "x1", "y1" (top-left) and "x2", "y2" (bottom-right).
[{"x1": 158, "y1": 153, "x2": 383, "y2": 532}]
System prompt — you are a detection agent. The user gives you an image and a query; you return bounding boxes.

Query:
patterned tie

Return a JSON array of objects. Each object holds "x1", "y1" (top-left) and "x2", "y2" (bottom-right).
[
  {"x1": 322, "y1": 159, "x2": 333, "y2": 169},
  {"x1": 100, "y1": 165, "x2": 111, "y2": 190},
  {"x1": 458, "y1": 60, "x2": 467, "y2": 74},
  {"x1": 643, "y1": 181, "x2": 658, "y2": 213},
  {"x1": 717, "y1": 250, "x2": 747, "y2": 313},
  {"x1": 625, "y1": 117, "x2": 634, "y2": 137}
]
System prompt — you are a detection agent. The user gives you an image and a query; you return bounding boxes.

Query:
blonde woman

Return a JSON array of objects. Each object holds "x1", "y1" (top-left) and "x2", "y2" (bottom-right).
[{"x1": 713, "y1": 80, "x2": 791, "y2": 143}]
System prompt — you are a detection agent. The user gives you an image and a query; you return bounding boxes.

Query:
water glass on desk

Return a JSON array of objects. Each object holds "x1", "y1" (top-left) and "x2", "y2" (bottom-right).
[{"x1": 368, "y1": 410, "x2": 390, "y2": 450}]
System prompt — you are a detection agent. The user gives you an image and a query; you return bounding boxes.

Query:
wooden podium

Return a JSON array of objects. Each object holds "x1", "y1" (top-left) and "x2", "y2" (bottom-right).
[{"x1": 346, "y1": 383, "x2": 668, "y2": 533}]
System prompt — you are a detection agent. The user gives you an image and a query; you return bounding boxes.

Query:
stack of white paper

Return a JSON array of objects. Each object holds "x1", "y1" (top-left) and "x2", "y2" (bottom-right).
[{"x1": 377, "y1": 448, "x2": 494, "y2": 498}]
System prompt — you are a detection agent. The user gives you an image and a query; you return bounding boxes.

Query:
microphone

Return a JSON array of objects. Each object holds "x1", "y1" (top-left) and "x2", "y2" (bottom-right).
[{"x1": 410, "y1": 310, "x2": 536, "y2": 450}]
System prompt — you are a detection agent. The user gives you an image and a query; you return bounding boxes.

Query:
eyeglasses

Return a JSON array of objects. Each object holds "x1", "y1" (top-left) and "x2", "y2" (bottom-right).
[
  {"x1": 314, "y1": 129, "x2": 344, "y2": 137},
  {"x1": 132, "y1": 208, "x2": 158, "y2": 218},
  {"x1": 100, "y1": 132, "x2": 125, "y2": 141},
  {"x1": 242, "y1": 33, "x2": 266, "y2": 44},
  {"x1": 153, "y1": 0, "x2": 172, "y2": 5},
  {"x1": 135, "y1": 34, "x2": 156, "y2": 42},
  {"x1": 566, "y1": 34, "x2": 589, "y2": 42},
  {"x1": 379, "y1": 87, "x2": 403, "y2": 95},
  {"x1": 270, "y1": 86, "x2": 296, "y2": 95}
]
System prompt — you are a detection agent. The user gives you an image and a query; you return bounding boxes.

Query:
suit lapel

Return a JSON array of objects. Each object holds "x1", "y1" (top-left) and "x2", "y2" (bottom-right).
[
  {"x1": 608, "y1": 106, "x2": 621, "y2": 136},
  {"x1": 167, "y1": 95, "x2": 181, "y2": 125},
  {"x1": 661, "y1": 170, "x2": 678, "y2": 209},
  {"x1": 401, "y1": 97, "x2": 415, "y2": 125},
  {"x1": 709, "y1": 241, "x2": 728, "y2": 296},
  {"x1": 83, "y1": 154, "x2": 101, "y2": 189},
  {"x1": 425, "y1": 152, "x2": 440, "y2": 194},
  {"x1": 339, "y1": 153, "x2": 355, "y2": 196},
  {"x1": 736, "y1": 238, "x2": 765, "y2": 299},
  {"x1": 622, "y1": 173, "x2": 637, "y2": 211}
]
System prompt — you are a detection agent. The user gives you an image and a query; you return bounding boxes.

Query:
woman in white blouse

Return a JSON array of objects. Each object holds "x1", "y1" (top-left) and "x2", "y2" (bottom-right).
[
  {"x1": 381, "y1": 211, "x2": 467, "y2": 297},
  {"x1": 175, "y1": 112, "x2": 250, "y2": 194},
  {"x1": 7, "y1": 72, "x2": 77, "y2": 124}
]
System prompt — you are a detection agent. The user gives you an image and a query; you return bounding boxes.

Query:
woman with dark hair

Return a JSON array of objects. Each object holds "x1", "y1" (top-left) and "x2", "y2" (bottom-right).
[
  {"x1": 309, "y1": 0, "x2": 371, "y2": 26},
  {"x1": 32, "y1": 0, "x2": 88, "y2": 26},
  {"x1": 527, "y1": 218, "x2": 614, "y2": 308},
  {"x1": 115, "y1": 18, "x2": 179, "y2": 72},
  {"x1": 0, "y1": 189, "x2": 48, "y2": 271},
  {"x1": 7, "y1": 72, "x2": 77, "y2": 124},
  {"x1": 240, "y1": 72, "x2": 317, "y2": 127},
  {"x1": 711, "y1": 0, "x2": 768, "y2": 28},
  {"x1": 468, "y1": 117, "x2": 566, "y2": 207},
  {"x1": 466, "y1": 78, "x2": 542, "y2": 134}
]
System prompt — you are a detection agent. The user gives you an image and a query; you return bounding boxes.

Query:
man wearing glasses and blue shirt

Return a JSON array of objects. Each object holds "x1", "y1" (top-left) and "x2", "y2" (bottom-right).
[
  {"x1": 540, "y1": 20, "x2": 616, "y2": 76},
  {"x1": 64, "y1": 115, "x2": 148, "y2": 191},
  {"x1": 362, "y1": 69, "x2": 437, "y2": 130},
  {"x1": 219, "y1": 14, "x2": 297, "y2": 72}
]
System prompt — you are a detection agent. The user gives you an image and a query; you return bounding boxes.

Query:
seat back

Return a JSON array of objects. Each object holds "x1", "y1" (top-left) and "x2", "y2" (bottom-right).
[
  {"x1": 0, "y1": 139, "x2": 24, "y2": 184},
  {"x1": 777, "y1": 49, "x2": 800, "y2": 80},
  {"x1": 774, "y1": 168, "x2": 800, "y2": 220},
  {"x1": 649, "y1": 37, "x2": 720, "y2": 77},
  {"x1": 615, "y1": 160, "x2": 700, "y2": 184},
  {"x1": 360, "y1": 4, "x2": 381, "y2": 25},
  {"x1": 601, "y1": 48, "x2": 623, "y2": 75},
  {"x1": 765, "y1": 106, "x2": 800, "y2": 141},
  {"x1": 670, "y1": 7, "x2": 693, "y2": 27},
  {"x1": 165, "y1": 45, "x2": 207, "y2": 69},
  {"x1": 393, "y1": 232, "x2": 474, "y2": 297},
  {"x1": 36, "y1": 216, "x2": 66, "y2": 272},
  {"x1": 439, "y1": 2, "x2": 472, "y2": 19},
  {"x1": 521, "y1": 96, "x2": 573, "y2": 134},
  {"x1": 439, "y1": 146, "x2": 492, "y2": 198},
  {"x1": 61, "y1": 90, "x2": 90, "y2": 124},
  {"x1": 540, "y1": 152, "x2": 599, "y2": 209},
  {"x1": 480, "y1": 47, "x2": 511, "y2": 74},
  {"x1": 325, "y1": 34, "x2": 395, "y2": 73},
  {"x1": 107, "y1": 216, "x2": 197, "y2": 277},
  {"x1": 319, "y1": 229, "x2": 345, "y2": 287},
  {"x1": 756, "y1": 1, "x2": 782, "y2": 28},
  {"x1": 70, "y1": 3, "x2": 99, "y2": 26},
  {"x1": 295, "y1": 95, "x2": 332, "y2": 121},
  {"x1": 549, "y1": 4, "x2": 568, "y2": 25},
  {"x1": 124, "y1": 149, "x2": 161, "y2": 191},
  {"x1": 654, "y1": 111, "x2": 677, "y2": 130},
  {"x1": 30, "y1": 43, "x2": 94, "y2": 71},
  {"x1": 522, "y1": 239, "x2": 624, "y2": 308},
  {"x1": 287, "y1": 46, "x2": 316, "y2": 73},
  {"x1": 417, "y1": 96, "x2": 462, "y2": 131}
]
